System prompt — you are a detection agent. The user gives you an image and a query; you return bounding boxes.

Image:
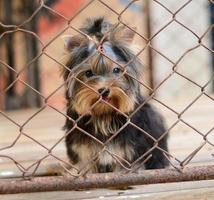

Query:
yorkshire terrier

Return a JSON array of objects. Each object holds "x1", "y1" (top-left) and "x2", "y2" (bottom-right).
[{"x1": 61, "y1": 17, "x2": 169, "y2": 174}]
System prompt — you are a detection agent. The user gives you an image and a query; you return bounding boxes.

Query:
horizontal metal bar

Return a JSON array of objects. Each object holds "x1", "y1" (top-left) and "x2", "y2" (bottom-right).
[{"x1": 0, "y1": 165, "x2": 214, "y2": 194}]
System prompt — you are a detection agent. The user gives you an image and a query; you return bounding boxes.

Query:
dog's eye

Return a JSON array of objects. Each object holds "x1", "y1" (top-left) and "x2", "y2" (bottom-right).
[
  {"x1": 85, "y1": 70, "x2": 94, "y2": 78},
  {"x1": 112, "y1": 67, "x2": 121, "y2": 74}
]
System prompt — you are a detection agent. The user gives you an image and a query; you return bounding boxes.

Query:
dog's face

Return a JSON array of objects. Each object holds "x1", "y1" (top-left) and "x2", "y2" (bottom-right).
[{"x1": 62, "y1": 20, "x2": 141, "y2": 116}]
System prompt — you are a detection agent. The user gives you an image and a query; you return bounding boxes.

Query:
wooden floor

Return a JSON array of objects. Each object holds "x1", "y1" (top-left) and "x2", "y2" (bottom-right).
[
  {"x1": 0, "y1": 180, "x2": 214, "y2": 200},
  {"x1": 0, "y1": 96, "x2": 214, "y2": 199}
]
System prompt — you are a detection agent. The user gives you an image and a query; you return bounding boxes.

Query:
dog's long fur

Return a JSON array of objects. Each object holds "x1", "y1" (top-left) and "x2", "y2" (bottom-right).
[{"x1": 62, "y1": 17, "x2": 169, "y2": 174}]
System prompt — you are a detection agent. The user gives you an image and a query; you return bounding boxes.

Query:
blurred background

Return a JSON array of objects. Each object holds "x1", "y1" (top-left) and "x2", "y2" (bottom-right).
[{"x1": 0, "y1": 0, "x2": 213, "y2": 178}]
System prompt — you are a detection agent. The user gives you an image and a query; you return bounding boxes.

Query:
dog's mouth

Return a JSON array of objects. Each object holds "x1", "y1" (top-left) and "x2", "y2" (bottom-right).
[
  {"x1": 92, "y1": 89, "x2": 136, "y2": 115},
  {"x1": 99, "y1": 94, "x2": 118, "y2": 106},
  {"x1": 91, "y1": 96, "x2": 119, "y2": 115},
  {"x1": 101, "y1": 96, "x2": 110, "y2": 102}
]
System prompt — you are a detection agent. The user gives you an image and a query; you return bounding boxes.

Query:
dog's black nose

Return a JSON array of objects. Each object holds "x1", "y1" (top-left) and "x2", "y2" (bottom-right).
[{"x1": 98, "y1": 87, "x2": 110, "y2": 98}]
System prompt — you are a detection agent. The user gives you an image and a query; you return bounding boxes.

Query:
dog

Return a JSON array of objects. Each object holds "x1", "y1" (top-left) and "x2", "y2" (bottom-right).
[{"x1": 61, "y1": 17, "x2": 169, "y2": 174}]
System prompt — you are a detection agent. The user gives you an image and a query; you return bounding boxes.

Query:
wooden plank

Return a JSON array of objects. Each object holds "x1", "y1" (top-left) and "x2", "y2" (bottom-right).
[{"x1": 0, "y1": 180, "x2": 214, "y2": 200}]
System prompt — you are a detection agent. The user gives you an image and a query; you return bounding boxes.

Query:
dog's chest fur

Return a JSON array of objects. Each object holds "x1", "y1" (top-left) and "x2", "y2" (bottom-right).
[{"x1": 65, "y1": 113, "x2": 135, "y2": 173}]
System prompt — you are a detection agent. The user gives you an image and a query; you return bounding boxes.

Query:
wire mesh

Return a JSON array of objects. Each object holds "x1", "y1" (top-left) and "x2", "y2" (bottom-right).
[{"x1": 0, "y1": 0, "x2": 213, "y2": 194}]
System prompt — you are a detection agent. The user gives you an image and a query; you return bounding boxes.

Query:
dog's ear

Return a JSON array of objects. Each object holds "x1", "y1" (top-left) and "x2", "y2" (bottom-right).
[
  {"x1": 111, "y1": 25, "x2": 136, "y2": 43},
  {"x1": 62, "y1": 35, "x2": 86, "y2": 51}
]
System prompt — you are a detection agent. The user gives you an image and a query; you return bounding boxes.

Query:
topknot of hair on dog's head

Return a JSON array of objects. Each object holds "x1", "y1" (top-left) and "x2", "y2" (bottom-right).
[
  {"x1": 80, "y1": 17, "x2": 113, "y2": 40},
  {"x1": 80, "y1": 17, "x2": 136, "y2": 44},
  {"x1": 62, "y1": 17, "x2": 136, "y2": 53}
]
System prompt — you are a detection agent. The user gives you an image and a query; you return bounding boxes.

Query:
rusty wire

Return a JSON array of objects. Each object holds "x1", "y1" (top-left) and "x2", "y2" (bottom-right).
[{"x1": 0, "y1": 0, "x2": 214, "y2": 193}]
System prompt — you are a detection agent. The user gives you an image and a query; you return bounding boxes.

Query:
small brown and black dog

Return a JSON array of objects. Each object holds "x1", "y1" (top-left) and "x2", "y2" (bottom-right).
[{"x1": 61, "y1": 17, "x2": 169, "y2": 174}]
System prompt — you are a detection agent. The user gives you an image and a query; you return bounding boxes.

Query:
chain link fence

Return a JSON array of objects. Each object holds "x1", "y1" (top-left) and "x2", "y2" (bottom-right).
[{"x1": 0, "y1": 0, "x2": 214, "y2": 194}]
